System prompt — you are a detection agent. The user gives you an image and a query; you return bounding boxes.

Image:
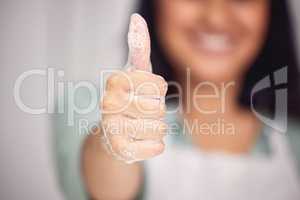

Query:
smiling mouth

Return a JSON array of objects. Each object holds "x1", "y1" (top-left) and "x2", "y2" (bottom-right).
[{"x1": 193, "y1": 32, "x2": 236, "y2": 56}]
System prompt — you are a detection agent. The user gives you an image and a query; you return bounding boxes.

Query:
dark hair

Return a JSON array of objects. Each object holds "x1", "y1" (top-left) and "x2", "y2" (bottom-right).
[{"x1": 136, "y1": 0, "x2": 300, "y2": 119}]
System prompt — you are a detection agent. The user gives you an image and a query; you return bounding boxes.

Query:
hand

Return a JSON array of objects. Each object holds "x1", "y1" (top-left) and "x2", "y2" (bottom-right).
[{"x1": 100, "y1": 14, "x2": 168, "y2": 164}]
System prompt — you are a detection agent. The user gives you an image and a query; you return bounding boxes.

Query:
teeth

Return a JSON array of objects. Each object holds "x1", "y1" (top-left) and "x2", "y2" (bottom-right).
[{"x1": 197, "y1": 33, "x2": 233, "y2": 53}]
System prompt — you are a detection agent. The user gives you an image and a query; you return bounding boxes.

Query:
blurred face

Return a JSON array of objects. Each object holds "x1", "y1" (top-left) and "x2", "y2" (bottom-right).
[{"x1": 156, "y1": 0, "x2": 270, "y2": 82}]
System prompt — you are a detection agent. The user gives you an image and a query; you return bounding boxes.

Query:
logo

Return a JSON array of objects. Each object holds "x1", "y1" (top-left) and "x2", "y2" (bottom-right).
[{"x1": 250, "y1": 67, "x2": 288, "y2": 133}]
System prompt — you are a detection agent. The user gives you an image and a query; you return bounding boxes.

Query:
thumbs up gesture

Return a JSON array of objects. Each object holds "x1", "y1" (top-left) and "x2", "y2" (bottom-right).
[{"x1": 100, "y1": 14, "x2": 168, "y2": 164}]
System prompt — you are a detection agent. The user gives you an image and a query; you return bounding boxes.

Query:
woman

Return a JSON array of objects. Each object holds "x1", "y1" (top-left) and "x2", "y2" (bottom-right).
[{"x1": 60, "y1": 0, "x2": 300, "y2": 199}]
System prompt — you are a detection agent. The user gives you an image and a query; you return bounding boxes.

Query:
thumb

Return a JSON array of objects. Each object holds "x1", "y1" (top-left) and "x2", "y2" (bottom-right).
[{"x1": 127, "y1": 13, "x2": 152, "y2": 72}]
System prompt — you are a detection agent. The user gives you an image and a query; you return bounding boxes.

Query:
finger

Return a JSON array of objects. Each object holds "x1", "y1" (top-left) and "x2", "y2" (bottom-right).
[
  {"x1": 105, "y1": 71, "x2": 168, "y2": 97},
  {"x1": 101, "y1": 90, "x2": 166, "y2": 118},
  {"x1": 123, "y1": 96, "x2": 166, "y2": 119},
  {"x1": 101, "y1": 91, "x2": 129, "y2": 114},
  {"x1": 128, "y1": 71, "x2": 168, "y2": 96},
  {"x1": 105, "y1": 71, "x2": 131, "y2": 92},
  {"x1": 102, "y1": 115, "x2": 167, "y2": 140},
  {"x1": 127, "y1": 119, "x2": 168, "y2": 141},
  {"x1": 110, "y1": 136, "x2": 164, "y2": 162},
  {"x1": 127, "y1": 13, "x2": 152, "y2": 72}
]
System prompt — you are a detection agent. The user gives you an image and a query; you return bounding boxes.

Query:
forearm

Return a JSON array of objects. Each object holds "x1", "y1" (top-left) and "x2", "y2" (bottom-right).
[{"x1": 81, "y1": 132, "x2": 143, "y2": 200}]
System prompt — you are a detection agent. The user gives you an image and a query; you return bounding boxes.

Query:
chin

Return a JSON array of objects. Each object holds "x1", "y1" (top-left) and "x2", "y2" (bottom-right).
[{"x1": 187, "y1": 60, "x2": 243, "y2": 82}]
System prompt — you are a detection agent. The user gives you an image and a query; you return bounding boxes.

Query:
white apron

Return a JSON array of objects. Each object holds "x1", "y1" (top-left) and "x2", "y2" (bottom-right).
[{"x1": 144, "y1": 129, "x2": 300, "y2": 200}]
